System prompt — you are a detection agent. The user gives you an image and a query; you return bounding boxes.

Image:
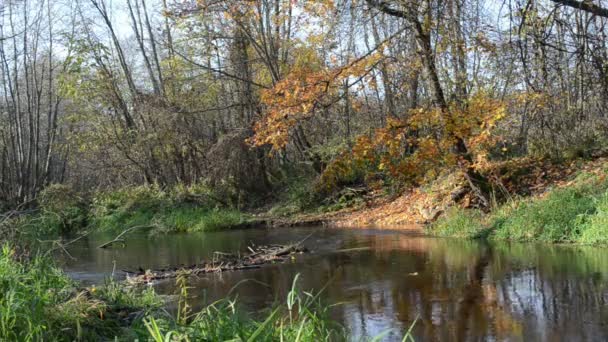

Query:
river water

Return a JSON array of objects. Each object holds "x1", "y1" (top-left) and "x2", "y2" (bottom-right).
[{"x1": 60, "y1": 227, "x2": 608, "y2": 341}]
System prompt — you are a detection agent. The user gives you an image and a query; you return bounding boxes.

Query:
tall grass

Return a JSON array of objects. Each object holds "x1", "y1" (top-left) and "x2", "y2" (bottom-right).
[
  {"x1": 0, "y1": 244, "x2": 162, "y2": 341},
  {"x1": 91, "y1": 186, "x2": 247, "y2": 233},
  {"x1": 577, "y1": 192, "x2": 608, "y2": 245},
  {"x1": 431, "y1": 169, "x2": 608, "y2": 244},
  {"x1": 431, "y1": 207, "x2": 484, "y2": 238},
  {"x1": 489, "y1": 185, "x2": 599, "y2": 242},
  {"x1": 1, "y1": 246, "x2": 418, "y2": 341},
  {"x1": 6, "y1": 185, "x2": 249, "y2": 239},
  {"x1": 143, "y1": 274, "x2": 418, "y2": 342},
  {"x1": 143, "y1": 274, "x2": 346, "y2": 341}
]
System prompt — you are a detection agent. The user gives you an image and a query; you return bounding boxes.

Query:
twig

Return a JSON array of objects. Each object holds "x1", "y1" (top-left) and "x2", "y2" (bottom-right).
[
  {"x1": 44, "y1": 230, "x2": 94, "y2": 258},
  {"x1": 97, "y1": 225, "x2": 154, "y2": 248}
]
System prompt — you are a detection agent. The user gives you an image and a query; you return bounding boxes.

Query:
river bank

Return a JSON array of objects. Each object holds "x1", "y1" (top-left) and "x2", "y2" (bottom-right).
[
  {"x1": 3, "y1": 153, "x2": 608, "y2": 340},
  {"x1": 264, "y1": 156, "x2": 608, "y2": 245},
  {"x1": 0, "y1": 243, "x2": 347, "y2": 341}
]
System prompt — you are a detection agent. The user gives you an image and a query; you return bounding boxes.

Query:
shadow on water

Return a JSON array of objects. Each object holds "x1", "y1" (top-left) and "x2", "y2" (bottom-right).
[{"x1": 59, "y1": 227, "x2": 608, "y2": 341}]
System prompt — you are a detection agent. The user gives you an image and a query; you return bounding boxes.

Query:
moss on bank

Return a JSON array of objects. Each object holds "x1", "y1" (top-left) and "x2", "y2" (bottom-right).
[{"x1": 431, "y1": 167, "x2": 608, "y2": 244}]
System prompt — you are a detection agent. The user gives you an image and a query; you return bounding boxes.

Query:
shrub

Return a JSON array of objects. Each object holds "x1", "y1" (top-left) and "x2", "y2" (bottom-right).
[{"x1": 37, "y1": 184, "x2": 88, "y2": 235}]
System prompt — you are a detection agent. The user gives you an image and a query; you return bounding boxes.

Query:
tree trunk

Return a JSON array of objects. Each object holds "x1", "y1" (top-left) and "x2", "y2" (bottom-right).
[{"x1": 366, "y1": 0, "x2": 491, "y2": 208}]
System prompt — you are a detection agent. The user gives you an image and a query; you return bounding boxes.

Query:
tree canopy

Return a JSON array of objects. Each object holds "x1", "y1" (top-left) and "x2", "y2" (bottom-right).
[{"x1": 1, "y1": 0, "x2": 608, "y2": 209}]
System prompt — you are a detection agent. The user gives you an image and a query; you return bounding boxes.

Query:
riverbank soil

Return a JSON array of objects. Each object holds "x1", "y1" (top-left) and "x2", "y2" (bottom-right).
[{"x1": 267, "y1": 157, "x2": 608, "y2": 234}]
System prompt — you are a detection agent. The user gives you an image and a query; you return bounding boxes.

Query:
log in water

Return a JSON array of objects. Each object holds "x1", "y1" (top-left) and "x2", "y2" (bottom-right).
[{"x1": 123, "y1": 244, "x2": 308, "y2": 284}]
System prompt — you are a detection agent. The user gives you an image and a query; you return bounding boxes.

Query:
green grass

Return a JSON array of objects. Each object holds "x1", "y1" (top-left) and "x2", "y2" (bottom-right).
[
  {"x1": 93, "y1": 205, "x2": 246, "y2": 233},
  {"x1": 156, "y1": 206, "x2": 246, "y2": 233},
  {"x1": 142, "y1": 274, "x2": 417, "y2": 342},
  {"x1": 431, "y1": 207, "x2": 484, "y2": 238},
  {"x1": 0, "y1": 244, "x2": 161, "y2": 341},
  {"x1": 89, "y1": 186, "x2": 248, "y2": 233},
  {"x1": 431, "y1": 168, "x2": 608, "y2": 244},
  {"x1": 578, "y1": 192, "x2": 608, "y2": 245},
  {"x1": 0, "y1": 248, "x2": 418, "y2": 341},
  {"x1": 5, "y1": 185, "x2": 249, "y2": 238},
  {"x1": 144, "y1": 276, "x2": 345, "y2": 341},
  {"x1": 490, "y1": 186, "x2": 598, "y2": 242}
]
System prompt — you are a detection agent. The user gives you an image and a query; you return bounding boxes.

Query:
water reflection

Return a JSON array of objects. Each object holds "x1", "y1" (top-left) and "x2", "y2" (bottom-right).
[{"x1": 60, "y1": 227, "x2": 608, "y2": 341}]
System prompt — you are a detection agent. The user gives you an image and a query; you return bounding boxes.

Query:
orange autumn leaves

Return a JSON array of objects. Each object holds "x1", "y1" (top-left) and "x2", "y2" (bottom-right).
[
  {"x1": 249, "y1": 66, "x2": 335, "y2": 148},
  {"x1": 319, "y1": 93, "x2": 509, "y2": 192},
  {"x1": 249, "y1": 52, "x2": 383, "y2": 149}
]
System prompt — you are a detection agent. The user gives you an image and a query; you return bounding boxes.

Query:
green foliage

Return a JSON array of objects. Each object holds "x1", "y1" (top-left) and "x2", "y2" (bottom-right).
[
  {"x1": 0, "y1": 246, "x2": 416, "y2": 341},
  {"x1": 431, "y1": 207, "x2": 484, "y2": 238},
  {"x1": 268, "y1": 176, "x2": 318, "y2": 216},
  {"x1": 0, "y1": 245, "x2": 160, "y2": 341},
  {"x1": 577, "y1": 192, "x2": 608, "y2": 245},
  {"x1": 0, "y1": 245, "x2": 72, "y2": 341},
  {"x1": 268, "y1": 174, "x2": 367, "y2": 216},
  {"x1": 490, "y1": 171, "x2": 608, "y2": 242},
  {"x1": 37, "y1": 184, "x2": 88, "y2": 235},
  {"x1": 1, "y1": 264, "x2": 350, "y2": 340},
  {"x1": 156, "y1": 206, "x2": 245, "y2": 233},
  {"x1": 432, "y1": 169, "x2": 608, "y2": 244},
  {"x1": 91, "y1": 185, "x2": 246, "y2": 233},
  {"x1": 489, "y1": 187, "x2": 596, "y2": 242},
  {"x1": 143, "y1": 274, "x2": 346, "y2": 342},
  {"x1": 317, "y1": 187, "x2": 367, "y2": 213}
]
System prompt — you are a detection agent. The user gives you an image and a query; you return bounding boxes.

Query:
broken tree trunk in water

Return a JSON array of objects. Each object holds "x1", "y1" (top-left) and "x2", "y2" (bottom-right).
[{"x1": 123, "y1": 243, "x2": 308, "y2": 285}]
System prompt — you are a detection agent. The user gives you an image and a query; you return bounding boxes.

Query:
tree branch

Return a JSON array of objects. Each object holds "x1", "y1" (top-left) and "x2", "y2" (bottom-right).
[
  {"x1": 365, "y1": 0, "x2": 409, "y2": 19},
  {"x1": 98, "y1": 225, "x2": 154, "y2": 248},
  {"x1": 551, "y1": 0, "x2": 608, "y2": 18}
]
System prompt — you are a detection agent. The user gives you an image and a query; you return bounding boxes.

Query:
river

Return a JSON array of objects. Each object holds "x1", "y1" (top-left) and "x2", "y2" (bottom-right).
[{"x1": 59, "y1": 226, "x2": 608, "y2": 341}]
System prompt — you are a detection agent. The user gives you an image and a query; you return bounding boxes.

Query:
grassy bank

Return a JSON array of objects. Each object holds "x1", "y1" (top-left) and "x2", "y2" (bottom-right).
[
  {"x1": 0, "y1": 245, "x2": 161, "y2": 340},
  {"x1": 0, "y1": 246, "x2": 356, "y2": 341},
  {"x1": 430, "y1": 166, "x2": 608, "y2": 244},
  {"x1": 8, "y1": 184, "x2": 250, "y2": 239},
  {"x1": 90, "y1": 186, "x2": 247, "y2": 234}
]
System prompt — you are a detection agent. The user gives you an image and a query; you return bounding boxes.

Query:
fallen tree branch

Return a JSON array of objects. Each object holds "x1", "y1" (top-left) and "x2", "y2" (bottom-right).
[
  {"x1": 124, "y1": 243, "x2": 309, "y2": 284},
  {"x1": 98, "y1": 225, "x2": 154, "y2": 249},
  {"x1": 43, "y1": 230, "x2": 94, "y2": 259}
]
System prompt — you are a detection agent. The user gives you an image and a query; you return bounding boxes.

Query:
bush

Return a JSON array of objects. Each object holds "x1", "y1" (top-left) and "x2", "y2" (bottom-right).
[
  {"x1": 37, "y1": 184, "x2": 88, "y2": 235},
  {"x1": 268, "y1": 176, "x2": 318, "y2": 216}
]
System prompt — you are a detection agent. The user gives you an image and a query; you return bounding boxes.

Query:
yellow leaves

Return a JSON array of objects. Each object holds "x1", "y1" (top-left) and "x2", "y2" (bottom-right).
[
  {"x1": 249, "y1": 67, "x2": 333, "y2": 148},
  {"x1": 452, "y1": 92, "x2": 507, "y2": 151},
  {"x1": 302, "y1": 0, "x2": 335, "y2": 15},
  {"x1": 251, "y1": 50, "x2": 384, "y2": 150},
  {"x1": 319, "y1": 91, "x2": 516, "y2": 190}
]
